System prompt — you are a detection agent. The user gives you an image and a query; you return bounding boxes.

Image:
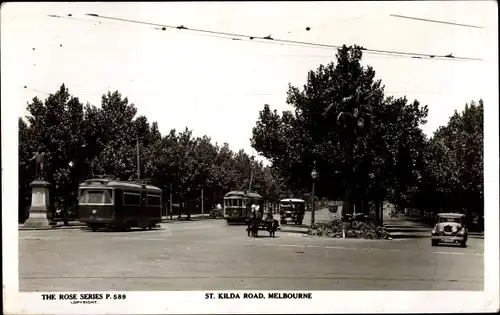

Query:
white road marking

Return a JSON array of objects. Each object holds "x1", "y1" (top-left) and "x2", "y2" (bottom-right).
[
  {"x1": 286, "y1": 233, "x2": 307, "y2": 237},
  {"x1": 113, "y1": 237, "x2": 166, "y2": 241},
  {"x1": 19, "y1": 237, "x2": 53, "y2": 240},
  {"x1": 432, "y1": 251, "x2": 464, "y2": 255},
  {"x1": 109, "y1": 237, "x2": 483, "y2": 256}
]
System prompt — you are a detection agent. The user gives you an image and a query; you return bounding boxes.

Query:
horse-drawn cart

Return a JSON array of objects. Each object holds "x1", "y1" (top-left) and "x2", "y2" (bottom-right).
[{"x1": 247, "y1": 214, "x2": 279, "y2": 238}]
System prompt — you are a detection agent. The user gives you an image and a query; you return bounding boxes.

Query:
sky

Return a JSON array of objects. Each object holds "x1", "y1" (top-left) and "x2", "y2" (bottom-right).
[{"x1": 1, "y1": 1, "x2": 497, "y2": 165}]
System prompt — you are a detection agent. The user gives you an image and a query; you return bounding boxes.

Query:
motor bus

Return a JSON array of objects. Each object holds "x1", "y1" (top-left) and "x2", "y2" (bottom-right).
[
  {"x1": 223, "y1": 190, "x2": 263, "y2": 224},
  {"x1": 279, "y1": 198, "x2": 306, "y2": 225},
  {"x1": 78, "y1": 177, "x2": 162, "y2": 231}
]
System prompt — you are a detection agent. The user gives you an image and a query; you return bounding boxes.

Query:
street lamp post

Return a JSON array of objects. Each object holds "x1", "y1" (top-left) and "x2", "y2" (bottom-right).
[{"x1": 311, "y1": 161, "x2": 318, "y2": 226}]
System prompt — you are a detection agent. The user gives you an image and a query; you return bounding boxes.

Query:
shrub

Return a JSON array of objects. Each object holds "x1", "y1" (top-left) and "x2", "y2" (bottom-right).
[{"x1": 307, "y1": 219, "x2": 390, "y2": 239}]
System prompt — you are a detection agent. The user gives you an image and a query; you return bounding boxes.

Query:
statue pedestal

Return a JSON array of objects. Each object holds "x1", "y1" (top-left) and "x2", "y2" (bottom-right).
[{"x1": 23, "y1": 180, "x2": 51, "y2": 228}]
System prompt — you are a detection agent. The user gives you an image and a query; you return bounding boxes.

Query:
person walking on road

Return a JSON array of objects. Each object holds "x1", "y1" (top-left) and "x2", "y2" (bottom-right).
[{"x1": 247, "y1": 205, "x2": 257, "y2": 237}]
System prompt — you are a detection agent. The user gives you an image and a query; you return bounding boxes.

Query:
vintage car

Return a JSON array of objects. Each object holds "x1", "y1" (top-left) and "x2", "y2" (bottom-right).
[
  {"x1": 279, "y1": 198, "x2": 305, "y2": 225},
  {"x1": 431, "y1": 213, "x2": 468, "y2": 247}
]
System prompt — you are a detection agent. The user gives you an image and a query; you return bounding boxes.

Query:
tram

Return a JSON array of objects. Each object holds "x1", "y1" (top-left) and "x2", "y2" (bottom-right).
[
  {"x1": 77, "y1": 177, "x2": 162, "y2": 231},
  {"x1": 223, "y1": 190, "x2": 263, "y2": 224},
  {"x1": 280, "y1": 198, "x2": 306, "y2": 225}
]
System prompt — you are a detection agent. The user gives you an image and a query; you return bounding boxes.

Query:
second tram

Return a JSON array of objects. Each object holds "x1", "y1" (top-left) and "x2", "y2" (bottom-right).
[{"x1": 223, "y1": 190, "x2": 263, "y2": 224}]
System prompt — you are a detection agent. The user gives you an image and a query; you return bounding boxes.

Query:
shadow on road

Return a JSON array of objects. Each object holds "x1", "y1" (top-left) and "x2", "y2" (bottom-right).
[
  {"x1": 80, "y1": 227, "x2": 165, "y2": 233},
  {"x1": 390, "y1": 235, "x2": 429, "y2": 239},
  {"x1": 433, "y1": 243, "x2": 468, "y2": 249}
]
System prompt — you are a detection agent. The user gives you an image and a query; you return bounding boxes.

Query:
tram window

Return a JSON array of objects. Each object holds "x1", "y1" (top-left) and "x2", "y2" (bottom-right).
[
  {"x1": 124, "y1": 192, "x2": 141, "y2": 205},
  {"x1": 78, "y1": 191, "x2": 86, "y2": 203},
  {"x1": 82, "y1": 190, "x2": 113, "y2": 204},
  {"x1": 87, "y1": 191, "x2": 104, "y2": 204},
  {"x1": 103, "y1": 191, "x2": 112, "y2": 204},
  {"x1": 238, "y1": 199, "x2": 243, "y2": 207},
  {"x1": 147, "y1": 194, "x2": 161, "y2": 206}
]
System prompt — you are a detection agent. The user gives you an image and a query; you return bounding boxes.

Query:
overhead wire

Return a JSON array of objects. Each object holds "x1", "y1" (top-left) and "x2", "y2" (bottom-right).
[
  {"x1": 389, "y1": 14, "x2": 484, "y2": 29},
  {"x1": 48, "y1": 13, "x2": 483, "y2": 62},
  {"x1": 47, "y1": 14, "x2": 442, "y2": 61},
  {"x1": 48, "y1": 14, "x2": 102, "y2": 25},
  {"x1": 34, "y1": 13, "x2": 483, "y2": 99},
  {"x1": 23, "y1": 87, "x2": 50, "y2": 95}
]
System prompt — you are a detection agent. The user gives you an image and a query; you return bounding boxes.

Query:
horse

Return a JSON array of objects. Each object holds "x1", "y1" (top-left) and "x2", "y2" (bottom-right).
[{"x1": 247, "y1": 217, "x2": 261, "y2": 237}]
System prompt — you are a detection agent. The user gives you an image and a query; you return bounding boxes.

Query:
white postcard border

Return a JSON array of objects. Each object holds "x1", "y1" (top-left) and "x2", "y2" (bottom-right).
[{"x1": 2, "y1": 1, "x2": 499, "y2": 314}]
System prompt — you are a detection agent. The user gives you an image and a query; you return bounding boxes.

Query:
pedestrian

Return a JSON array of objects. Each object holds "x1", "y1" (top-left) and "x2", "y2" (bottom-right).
[{"x1": 247, "y1": 205, "x2": 256, "y2": 236}]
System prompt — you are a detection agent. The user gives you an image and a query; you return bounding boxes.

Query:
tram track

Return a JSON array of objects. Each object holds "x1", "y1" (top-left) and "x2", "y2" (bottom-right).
[{"x1": 20, "y1": 275, "x2": 482, "y2": 283}]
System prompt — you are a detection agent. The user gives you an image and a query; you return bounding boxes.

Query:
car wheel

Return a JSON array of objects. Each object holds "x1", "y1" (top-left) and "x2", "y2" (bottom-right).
[
  {"x1": 431, "y1": 240, "x2": 438, "y2": 246},
  {"x1": 461, "y1": 241, "x2": 467, "y2": 248}
]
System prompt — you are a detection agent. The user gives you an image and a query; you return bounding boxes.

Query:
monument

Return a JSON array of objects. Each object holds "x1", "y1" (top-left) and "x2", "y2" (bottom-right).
[{"x1": 23, "y1": 148, "x2": 51, "y2": 228}]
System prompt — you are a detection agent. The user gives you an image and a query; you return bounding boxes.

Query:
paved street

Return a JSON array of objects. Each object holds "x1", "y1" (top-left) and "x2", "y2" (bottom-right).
[{"x1": 19, "y1": 219, "x2": 483, "y2": 291}]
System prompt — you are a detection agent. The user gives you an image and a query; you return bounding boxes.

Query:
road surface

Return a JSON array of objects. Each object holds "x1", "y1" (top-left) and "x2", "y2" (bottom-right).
[{"x1": 19, "y1": 219, "x2": 483, "y2": 291}]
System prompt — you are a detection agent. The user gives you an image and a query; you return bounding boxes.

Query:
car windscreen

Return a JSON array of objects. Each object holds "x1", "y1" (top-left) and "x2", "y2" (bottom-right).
[{"x1": 439, "y1": 217, "x2": 461, "y2": 223}]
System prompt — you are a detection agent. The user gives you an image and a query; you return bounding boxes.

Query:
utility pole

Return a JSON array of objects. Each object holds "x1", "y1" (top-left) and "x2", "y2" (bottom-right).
[
  {"x1": 311, "y1": 181, "x2": 316, "y2": 225},
  {"x1": 310, "y1": 161, "x2": 318, "y2": 226},
  {"x1": 169, "y1": 183, "x2": 173, "y2": 220},
  {"x1": 136, "y1": 134, "x2": 141, "y2": 180},
  {"x1": 248, "y1": 156, "x2": 255, "y2": 192},
  {"x1": 201, "y1": 186, "x2": 204, "y2": 219}
]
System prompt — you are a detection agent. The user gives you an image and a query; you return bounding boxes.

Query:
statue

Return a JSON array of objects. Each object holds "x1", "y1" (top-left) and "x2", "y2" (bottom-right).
[
  {"x1": 24, "y1": 147, "x2": 51, "y2": 228},
  {"x1": 30, "y1": 147, "x2": 47, "y2": 181}
]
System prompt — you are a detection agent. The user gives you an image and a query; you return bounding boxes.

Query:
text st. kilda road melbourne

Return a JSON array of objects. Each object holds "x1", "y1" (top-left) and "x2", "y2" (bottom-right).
[{"x1": 205, "y1": 292, "x2": 313, "y2": 300}]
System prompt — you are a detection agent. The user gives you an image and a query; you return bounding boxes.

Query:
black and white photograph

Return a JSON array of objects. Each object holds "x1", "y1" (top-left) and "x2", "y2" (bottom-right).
[{"x1": 2, "y1": 1, "x2": 498, "y2": 314}]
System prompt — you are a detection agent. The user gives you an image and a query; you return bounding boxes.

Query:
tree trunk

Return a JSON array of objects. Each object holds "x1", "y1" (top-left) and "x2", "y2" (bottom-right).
[
  {"x1": 374, "y1": 200, "x2": 383, "y2": 225},
  {"x1": 342, "y1": 139, "x2": 355, "y2": 216},
  {"x1": 342, "y1": 183, "x2": 354, "y2": 215},
  {"x1": 62, "y1": 208, "x2": 69, "y2": 226},
  {"x1": 362, "y1": 199, "x2": 368, "y2": 215}
]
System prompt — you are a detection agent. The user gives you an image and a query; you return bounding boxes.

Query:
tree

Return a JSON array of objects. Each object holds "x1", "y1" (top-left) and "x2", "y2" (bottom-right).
[
  {"x1": 252, "y1": 45, "x2": 385, "y2": 215},
  {"x1": 21, "y1": 85, "x2": 86, "y2": 223},
  {"x1": 251, "y1": 45, "x2": 436, "y2": 222},
  {"x1": 19, "y1": 117, "x2": 35, "y2": 222},
  {"x1": 19, "y1": 84, "x2": 295, "y2": 224},
  {"x1": 423, "y1": 100, "x2": 483, "y2": 225},
  {"x1": 88, "y1": 91, "x2": 139, "y2": 180}
]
